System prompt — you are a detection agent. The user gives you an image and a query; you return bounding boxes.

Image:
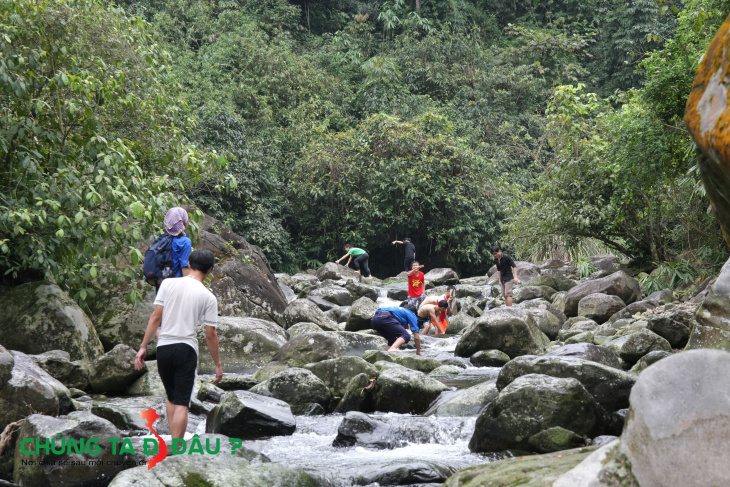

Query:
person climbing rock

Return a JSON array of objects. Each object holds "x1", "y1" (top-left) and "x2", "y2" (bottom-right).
[
  {"x1": 370, "y1": 304, "x2": 421, "y2": 355},
  {"x1": 421, "y1": 285, "x2": 457, "y2": 334},
  {"x1": 492, "y1": 245, "x2": 519, "y2": 306},
  {"x1": 407, "y1": 261, "x2": 427, "y2": 308},
  {"x1": 335, "y1": 244, "x2": 372, "y2": 278},
  {"x1": 392, "y1": 237, "x2": 416, "y2": 272},
  {"x1": 134, "y1": 249, "x2": 222, "y2": 441}
]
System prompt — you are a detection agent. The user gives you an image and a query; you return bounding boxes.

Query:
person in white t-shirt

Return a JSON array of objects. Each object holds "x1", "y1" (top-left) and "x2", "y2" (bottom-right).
[{"x1": 134, "y1": 249, "x2": 222, "y2": 440}]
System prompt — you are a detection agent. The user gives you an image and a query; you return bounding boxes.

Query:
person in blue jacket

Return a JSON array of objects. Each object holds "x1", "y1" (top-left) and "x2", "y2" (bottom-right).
[{"x1": 370, "y1": 304, "x2": 422, "y2": 355}]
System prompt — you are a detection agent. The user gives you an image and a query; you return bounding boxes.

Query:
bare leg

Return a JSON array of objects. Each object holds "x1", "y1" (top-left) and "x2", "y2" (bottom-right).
[
  {"x1": 506, "y1": 296, "x2": 513, "y2": 307},
  {"x1": 167, "y1": 400, "x2": 189, "y2": 439},
  {"x1": 422, "y1": 322, "x2": 432, "y2": 335},
  {"x1": 387, "y1": 337, "x2": 406, "y2": 352}
]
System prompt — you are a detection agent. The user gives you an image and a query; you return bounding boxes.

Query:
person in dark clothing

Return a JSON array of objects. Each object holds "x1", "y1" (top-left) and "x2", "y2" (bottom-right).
[
  {"x1": 335, "y1": 244, "x2": 372, "y2": 278},
  {"x1": 492, "y1": 245, "x2": 519, "y2": 307},
  {"x1": 392, "y1": 238, "x2": 416, "y2": 271}
]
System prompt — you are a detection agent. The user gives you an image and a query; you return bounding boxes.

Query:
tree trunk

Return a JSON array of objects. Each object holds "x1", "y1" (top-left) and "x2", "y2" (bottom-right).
[{"x1": 415, "y1": 0, "x2": 421, "y2": 10}]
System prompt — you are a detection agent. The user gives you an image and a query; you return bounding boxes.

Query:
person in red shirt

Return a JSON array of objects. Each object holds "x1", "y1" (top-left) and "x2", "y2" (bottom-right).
[{"x1": 407, "y1": 261, "x2": 426, "y2": 308}]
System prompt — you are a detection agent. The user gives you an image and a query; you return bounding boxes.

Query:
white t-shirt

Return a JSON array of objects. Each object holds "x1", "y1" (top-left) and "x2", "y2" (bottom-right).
[{"x1": 155, "y1": 276, "x2": 218, "y2": 355}]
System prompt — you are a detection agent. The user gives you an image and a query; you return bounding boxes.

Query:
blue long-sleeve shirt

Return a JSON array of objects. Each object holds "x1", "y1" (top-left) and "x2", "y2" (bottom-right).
[{"x1": 376, "y1": 307, "x2": 419, "y2": 333}]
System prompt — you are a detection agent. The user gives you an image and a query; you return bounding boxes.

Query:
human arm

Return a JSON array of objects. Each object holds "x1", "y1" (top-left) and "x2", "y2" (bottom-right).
[
  {"x1": 392, "y1": 240, "x2": 402, "y2": 245},
  {"x1": 407, "y1": 265, "x2": 424, "y2": 276},
  {"x1": 512, "y1": 263, "x2": 519, "y2": 284},
  {"x1": 135, "y1": 305, "x2": 163, "y2": 370},
  {"x1": 205, "y1": 325, "x2": 223, "y2": 384},
  {"x1": 335, "y1": 253, "x2": 349, "y2": 264}
]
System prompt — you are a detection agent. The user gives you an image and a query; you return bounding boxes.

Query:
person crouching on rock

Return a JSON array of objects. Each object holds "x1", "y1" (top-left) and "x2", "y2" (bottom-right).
[
  {"x1": 371, "y1": 304, "x2": 422, "y2": 355},
  {"x1": 417, "y1": 300, "x2": 449, "y2": 337},
  {"x1": 420, "y1": 286, "x2": 456, "y2": 335},
  {"x1": 134, "y1": 249, "x2": 223, "y2": 441},
  {"x1": 335, "y1": 244, "x2": 372, "y2": 278}
]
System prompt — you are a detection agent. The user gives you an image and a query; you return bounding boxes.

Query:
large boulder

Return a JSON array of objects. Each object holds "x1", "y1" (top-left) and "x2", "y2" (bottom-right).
[
  {"x1": 687, "y1": 258, "x2": 730, "y2": 350},
  {"x1": 528, "y1": 275, "x2": 577, "y2": 292},
  {"x1": 283, "y1": 299, "x2": 338, "y2": 331},
  {"x1": 372, "y1": 365, "x2": 449, "y2": 414},
  {"x1": 523, "y1": 307, "x2": 562, "y2": 340},
  {"x1": 647, "y1": 312, "x2": 692, "y2": 348},
  {"x1": 616, "y1": 349, "x2": 730, "y2": 487},
  {"x1": 316, "y1": 262, "x2": 363, "y2": 281},
  {"x1": 469, "y1": 374, "x2": 601, "y2": 453},
  {"x1": 318, "y1": 331, "x2": 387, "y2": 357},
  {"x1": 563, "y1": 271, "x2": 641, "y2": 317},
  {"x1": 518, "y1": 298, "x2": 567, "y2": 325},
  {"x1": 345, "y1": 281, "x2": 379, "y2": 301},
  {"x1": 126, "y1": 360, "x2": 166, "y2": 396},
  {"x1": 447, "y1": 313, "x2": 476, "y2": 334},
  {"x1": 200, "y1": 215, "x2": 288, "y2": 326},
  {"x1": 362, "y1": 350, "x2": 442, "y2": 373},
  {"x1": 254, "y1": 333, "x2": 342, "y2": 381},
  {"x1": 425, "y1": 380, "x2": 499, "y2": 417},
  {"x1": 0, "y1": 281, "x2": 104, "y2": 362},
  {"x1": 308, "y1": 285, "x2": 353, "y2": 306},
  {"x1": 545, "y1": 343, "x2": 621, "y2": 369},
  {"x1": 455, "y1": 308, "x2": 550, "y2": 359},
  {"x1": 424, "y1": 268, "x2": 460, "y2": 286},
  {"x1": 305, "y1": 357, "x2": 379, "y2": 396},
  {"x1": 195, "y1": 317, "x2": 287, "y2": 373},
  {"x1": 278, "y1": 273, "x2": 321, "y2": 294},
  {"x1": 345, "y1": 297, "x2": 379, "y2": 332},
  {"x1": 0, "y1": 349, "x2": 73, "y2": 431},
  {"x1": 206, "y1": 390, "x2": 296, "y2": 439},
  {"x1": 513, "y1": 286, "x2": 557, "y2": 304},
  {"x1": 89, "y1": 344, "x2": 146, "y2": 394},
  {"x1": 13, "y1": 412, "x2": 140, "y2": 486},
  {"x1": 333, "y1": 411, "x2": 435, "y2": 449},
  {"x1": 30, "y1": 350, "x2": 89, "y2": 390},
  {"x1": 605, "y1": 329, "x2": 672, "y2": 365},
  {"x1": 497, "y1": 355, "x2": 636, "y2": 411},
  {"x1": 249, "y1": 368, "x2": 331, "y2": 415},
  {"x1": 384, "y1": 282, "x2": 409, "y2": 300},
  {"x1": 577, "y1": 294, "x2": 627, "y2": 324},
  {"x1": 607, "y1": 299, "x2": 659, "y2": 323}
]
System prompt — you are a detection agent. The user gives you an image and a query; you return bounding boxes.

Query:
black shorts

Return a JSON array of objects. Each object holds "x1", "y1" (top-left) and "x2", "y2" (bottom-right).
[
  {"x1": 156, "y1": 343, "x2": 198, "y2": 407},
  {"x1": 417, "y1": 315, "x2": 429, "y2": 329}
]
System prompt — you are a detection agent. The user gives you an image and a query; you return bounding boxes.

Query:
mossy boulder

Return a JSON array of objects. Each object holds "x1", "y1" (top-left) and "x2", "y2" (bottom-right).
[
  {"x1": 372, "y1": 365, "x2": 449, "y2": 414},
  {"x1": 249, "y1": 368, "x2": 331, "y2": 415},
  {"x1": 304, "y1": 356, "x2": 378, "y2": 396},
  {"x1": 89, "y1": 344, "x2": 146, "y2": 394},
  {"x1": 345, "y1": 297, "x2": 379, "y2": 332},
  {"x1": 455, "y1": 308, "x2": 550, "y2": 359}
]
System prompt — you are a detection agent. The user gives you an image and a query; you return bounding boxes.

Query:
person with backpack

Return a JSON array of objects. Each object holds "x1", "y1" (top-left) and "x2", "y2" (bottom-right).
[{"x1": 143, "y1": 207, "x2": 192, "y2": 293}]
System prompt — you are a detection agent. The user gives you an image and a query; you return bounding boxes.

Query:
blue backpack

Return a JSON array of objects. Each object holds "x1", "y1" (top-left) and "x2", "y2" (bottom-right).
[{"x1": 142, "y1": 234, "x2": 179, "y2": 285}]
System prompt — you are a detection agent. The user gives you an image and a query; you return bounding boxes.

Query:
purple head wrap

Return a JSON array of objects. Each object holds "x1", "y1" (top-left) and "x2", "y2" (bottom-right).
[{"x1": 164, "y1": 207, "x2": 189, "y2": 236}]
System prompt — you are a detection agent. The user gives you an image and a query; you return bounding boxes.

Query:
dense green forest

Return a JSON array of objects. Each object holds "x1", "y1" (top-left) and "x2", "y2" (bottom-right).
[{"x1": 2, "y1": 0, "x2": 730, "y2": 301}]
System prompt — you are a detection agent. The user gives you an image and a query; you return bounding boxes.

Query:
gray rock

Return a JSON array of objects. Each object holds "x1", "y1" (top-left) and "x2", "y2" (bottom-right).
[
  {"x1": 279, "y1": 283, "x2": 297, "y2": 303},
  {"x1": 497, "y1": 355, "x2": 636, "y2": 411},
  {"x1": 528, "y1": 426, "x2": 587, "y2": 453},
  {"x1": 607, "y1": 299, "x2": 659, "y2": 323},
  {"x1": 606, "y1": 329, "x2": 672, "y2": 366},
  {"x1": 470, "y1": 349, "x2": 511, "y2": 367},
  {"x1": 558, "y1": 318, "x2": 599, "y2": 341},
  {"x1": 254, "y1": 333, "x2": 342, "y2": 382},
  {"x1": 513, "y1": 285, "x2": 557, "y2": 304},
  {"x1": 279, "y1": 273, "x2": 321, "y2": 294},
  {"x1": 523, "y1": 307, "x2": 563, "y2": 340},
  {"x1": 318, "y1": 331, "x2": 387, "y2": 357},
  {"x1": 647, "y1": 314, "x2": 691, "y2": 348},
  {"x1": 424, "y1": 268, "x2": 460, "y2": 286},
  {"x1": 333, "y1": 411, "x2": 434, "y2": 449},
  {"x1": 13, "y1": 412, "x2": 140, "y2": 486},
  {"x1": 206, "y1": 390, "x2": 296, "y2": 439},
  {"x1": 287, "y1": 322, "x2": 324, "y2": 337},
  {"x1": 197, "y1": 381, "x2": 226, "y2": 402},
  {"x1": 361, "y1": 350, "x2": 441, "y2": 373},
  {"x1": 514, "y1": 261, "x2": 542, "y2": 282},
  {"x1": 384, "y1": 282, "x2": 409, "y2": 300},
  {"x1": 91, "y1": 396, "x2": 161, "y2": 430},
  {"x1": 316, "y1": 261, "x2": 362, "y2": 281},
  {"x1": 0, "y1": 281, "x2": 104, "y2": 362},
  {"x1": 618, "y1": 349, "x2": 730, "y2": 487},
  {"x1": 345, "y1": 297, "x2": 378, "y2": 332},
  {"x1": 0, "y1": 350, "x2": 74, "y2": 432},
  {"x1": 308, "y1": 285, "x2": 353, "y2": 306},
  {"x1": 469, "y1": 374, "x2": 601, "y2": 453},
  {"x1": 212, "y1": 374, "x2": 258, "y2": 391},
  {"x1": 345, "y1": 281, "x2": 379, "y2": 301},
  {"x1": 563, "y1": 271, "x2": 641, "y2": 317},
  {"x1": 455, "y1": 307, "x2": 550, "y2": 359},
  {"x1": 577, "y1": 294, "x2": 627, "y2": 324},
  {"x1": 306, "y1": 295, "x2": 338, "y2": 311},
  {"x1": 126, "y1": 360, "x2": 166, "y2": 396},
  {"x1": 591, "y1": 435, "x2": 619, "y2": 446},
  {"x1": 283, "y1": 299, "x2": 338, "y2": 331},
  {"x1": 528, "y1": 275, "x2": 578, "y2": 292},
  {"x1": 590, "y1": 254, "x2": 619, "y2": 273},
  {"x1": 30, "y1": 350, "x2": 89, "y2": 390},
  {"x1": 196, "y1": 317, "x2": 288, "y2": 373},
  {"x1": 372, "y1": 365, "x2": 449, "y2": 414},
  {"x1": 426, "y1": 380, "x2": 499, "y2": 417},
  {"x1": 305, "y1": 356, "x2": 378, "y2": 396},
  {"x1": 89, "y1": 344, "x2": 145, "y2": 394},
  {"x1": 454, "y1": 284, "x2": 485, "y2": 298},
  {"x1": 629, "y1": 350, "x2": 672, "y2": 373},
  {"x1": 249, "y1": 368, "x2": 331, "y2": 415},
  {"x1": 518, "y1": 298, "x2": 567, "y2": 325},
  {"x1": 334, "y1": 373, "x2": 375, "y2": 414},
  {"x1": 446, "y1": 313, "x2": 476, "y2": 334},
  {"x1": 647, "y1": 288, "x2": 673, "y2": 304},
  {"x1": 565, "y1": 331, "x2": 595, "y2": 345},
  {"x1": 350, "y1": 460, "x2": 456, "y2": 486}
]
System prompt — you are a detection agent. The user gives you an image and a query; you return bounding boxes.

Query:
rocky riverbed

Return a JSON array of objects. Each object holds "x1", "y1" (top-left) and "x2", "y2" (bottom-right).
[{"x1": 2, "y1": 218, "x2": 730, "y2": 486}]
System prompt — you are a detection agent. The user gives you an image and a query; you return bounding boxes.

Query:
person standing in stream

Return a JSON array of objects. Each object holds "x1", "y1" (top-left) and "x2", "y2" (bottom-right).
[
  {"x1": 407, "y1": 261, "x2": 427, "y2": 308},
  {"x1": 492, "y1": 245, "x2": 519, "y2": 307},
  {"x1": 335, "y1": 244, "x2": 372, "y2": 278},
  {"x1": 392, "y1": 237, "x2": 416, "y2": 272}
]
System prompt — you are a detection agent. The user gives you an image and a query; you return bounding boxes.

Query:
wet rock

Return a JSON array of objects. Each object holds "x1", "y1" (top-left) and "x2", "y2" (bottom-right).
[
  {"x1": 563, "y1": 271, "x2": 641, "y2": 317},
  {"x1": 424, "y1": 268, "x2": 460, "y2": 286},
  {"x1": 197, "y1": 381, "x2": 226, "y2": 402},
  {"x1": 362, "y1": 350, "x2": 441, "y2": 373},
  {"x1": 591, "y1": 435, "x2": 618, "y2": 446},
  {"x1": 528, "y1": 426, "x2": 587, "y2": 454},
  {"x1": 430, "y1": 365, "x2": 462, "y2": 375},
  {"x1": 513, "y1": 285, "x2": 557, "y2": 304},
  {"x1": 109, "y1": 447, "x2": 318, "y2": 487},
  {"x1": 333, "y1": 411, "x2": 429, "y2": 448},
  {"x1": 629, "y1": 350, "x2": 672, "y2": 373},
  {"x1": 195, "y1": 317, "x2": 287, "y2": 373},
  {"x1": 126, "y1": 361, "x2": 166, "y2": 396},
  {"x1": 345, "y1": 297, "x2": 378, "y2": 332},
  {"x1": 91, "y1": 396, "x2": 161, "y2": 430},
  {"x1": 577, "y1": 294, "x2": 627, "y2": 324},
  {"x1": 249, "y1": 368, "x2": 331, "y2": 415},
  {"x1": 334, "y1": 373, "x2": 375, "y2": 414},
  {"x1": 0, "y1": 350, "x2": 74, "y2": 432},
  {"x1": 372, "y1": 365, "x2": 449, "y2": 414},
  {"x1": 447, "y1": 313, "x2": 476, "y2": 334},
  {"x1": 89, "y1": 344, "x2": 146, "y2": 394},
  {"x1": 444, "y1": 445, "x2": 599, "y2": 487},
  {"x1": 518, "y1": 299, "x2": 567, "y2": 325},
  {"x1": 345, "y1": 281, "x2": 379, "y2": 301},
  {"x1": 308, "y1": 285, "x2": 353, "y2": 306},
  {"x1": 316, "y1": 262, "x2": 362, "y2": 281},
  {"x1": 318, "y1": 331, "x2": 387, "y2": 357},
  {"x1": 305, "y1": 356, "x2": 378, "y2": 396},
  {"x1": 384, "y1": 282, "x2": 409, "y2": 300},
  {"x1": 455, "y1": 307, "x2": 550, "y2": 359},
  {"x1": 605, "y1": 329, "x2": 671, "y2": 366},
  {"x1": 0, "y1": 281, "x2": 104, "y2": 362},
  {"x1": 607, "y1": 299, "x2": 659, "y2": 323},
  {"x1": 470, "y1": 350, "x2": 510, "y2": 367},
  {"x1": 426, "y1": 380, "x2": 499, "y2": 417},
  {"x1": 13, "y1": 412, "x2": 140, "y2": 486},
  {"x1": 351, "y1": 461, "x2": 456, "y2": 486},
  {"x1": 206, "y1": 390, "x2": 296, "y2": 439},
  {"x1": 279, "y1": 283, "x2": 297, "y2": 304},
  {"x1": 253, "y1": 333, "x2": 341, "y2": 381},
  {"x1": 283, "y1": 299, "x2": 338, "y2": 331},
  {"x1": 497, "y1": 355, "x2": 636, "y2": 411},
  {"x1": 469, "y1": 374, "x2": 601, "y2": 453},
  {"x1": 30, "y1": 350, "x2": 89, "y2": 390}
]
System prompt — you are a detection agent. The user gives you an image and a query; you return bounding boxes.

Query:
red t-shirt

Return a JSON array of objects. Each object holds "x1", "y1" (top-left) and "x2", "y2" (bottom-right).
[{"x1": 408, "y1": 271, "x2": 425, "y2": 297}]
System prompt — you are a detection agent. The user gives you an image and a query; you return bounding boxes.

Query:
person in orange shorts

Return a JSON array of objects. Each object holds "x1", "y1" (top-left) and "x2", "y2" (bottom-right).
[{"x1": 420, "y1": 286, "x2": 456, "y2": 335}]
